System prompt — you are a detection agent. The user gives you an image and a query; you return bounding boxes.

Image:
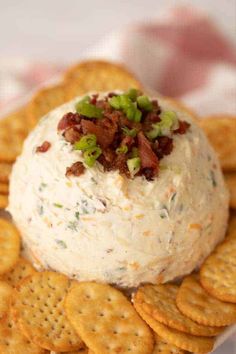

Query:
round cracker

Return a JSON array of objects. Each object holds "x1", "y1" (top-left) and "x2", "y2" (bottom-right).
[
  {"x1": 0, "y1": 194, "x2": 8, "y2": 209},
  {"x1": 64, "y1": 60, "x2": 143, "y2": 101},
  {"x1": 200, "y1": 116, "x2": 236, "y2": 171},
  {"x1": 176, "y1": 275, "x2": 236, "y2": 326},
  {"x1": 0, "y1": 107, "x2": 29, "y2": 163},
  {"x1": 27, "y1": 84, "x2": 67, "y2": 127},
  {"x1": 133, "y1": 301, "x2": 214, "y2": 354},
  {"x1": 133, "y1": 284, "x2": 221, "y2": 337},
  {"x1": 1, "y1": 257, "x2": 36, "y2": 287},
  {"x1": 13, "y1": 271, "x2": 84, "y2": 352},
  {"x1": 0, "y1": 281, "x2": 12, "y2": 320},
  {"x1": 0, "y1": 219, "x2": 20, "y2": 275},
  {"x1": 200, "y1": 238, "x2": 236, "y2": 303},
  {"x1": 153, "y1": 333, "x2": 185, "y2": 354},
  {"x1": 0, "y1": 308, "x2": 45, "y2": 354},
  {"x1": 65, "y1": 281, "x2": 154, "y2": 354}
]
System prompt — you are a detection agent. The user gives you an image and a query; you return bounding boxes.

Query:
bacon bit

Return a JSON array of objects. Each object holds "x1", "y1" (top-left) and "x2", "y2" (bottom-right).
[
  {"x1": 174, "y1": 120, "x2": 190, "y2": 134},
  {"x1": 66, "y1": 161, "x2": 85, "y2": 177},
  {"x1": 143, "y1": 230, "x2": 151, "y2": 237},
  {"x1": 90, "y1": 94, "x2": 98, "y2": 105},
  {"x1": 36, "y1": 141, "x2": 51, "y2": 153},
  {"x1": 57, "y1": 112, "x2": 81, "y2": 131},
  {"x1": 64, "y1": 127, "x2": 82, "y2": 144},
  {"x1": 81, "y1": 118, "x2": 117, "y2": 148},
  {"x1": 138, "y1": 132, "x2": 159, "y2": 172},
  {"x1": 152, "y1": 137, "x2": 173, "y2": 159}
]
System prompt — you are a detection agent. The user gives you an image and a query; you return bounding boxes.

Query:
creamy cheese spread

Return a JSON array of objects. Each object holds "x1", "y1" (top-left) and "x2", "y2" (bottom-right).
[{"x1": 8, "y1": 93, "x2": 229, "y2": 287}]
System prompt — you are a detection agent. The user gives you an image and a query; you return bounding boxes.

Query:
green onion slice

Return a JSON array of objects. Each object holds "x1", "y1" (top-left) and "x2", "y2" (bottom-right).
[
  {"x1": 127, "y1": 157, "x2": 141, "y2": 177},
  {"x1": 122, "y1": 127, "x2": 137, "y2": 137},
  {"x1": 74, "y1": 134, "x2": 97, "y2": 151},
  {"x1": 137, "y1": 95, "x2": 153, "y2": 111},
  {"x1": 116, "y1": 145, "x2": 128, "y2": 154},
  {"x1": 83, "y1": 146, "x2": 102, "y2": 167},
  {"x1": 76, "y1": 98, "x2": 103, "y2": 119},
  {"x1": 126, "y1": 88, "x2": 139, "y2": 101}
]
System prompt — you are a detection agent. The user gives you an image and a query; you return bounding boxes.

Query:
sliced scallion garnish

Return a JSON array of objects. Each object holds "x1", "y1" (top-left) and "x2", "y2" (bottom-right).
[
  {"x1": 116, "y1": 145, "x2": 128, "y2": 154},
  {"x1": 122, "y1": 127, "x2": 137, "y2": 137},
  {"x1": 127, "y1": 157, "x2": 141, "y2": 177},
  {"x1": 74, "y1": 134, "x2": 97, "y2": 151},
  {"x1": 83, "y1": 146, "x2": 102, "y2": 167},
  {"x1": 137, "y1": 95, "x2": 153, "y2": 111},
  {"x1": 76, "y1": 97, "x2": 103, "y2": 118}
]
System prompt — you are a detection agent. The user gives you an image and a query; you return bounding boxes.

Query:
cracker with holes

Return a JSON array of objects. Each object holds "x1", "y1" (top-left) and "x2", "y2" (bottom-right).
[
  {"x1": 133, "y1": 284, "x2": 221, "y2": 336},
  {"x1": 0, "y1": 308, "x2": 45, "y2": 354},
  {"x1": 200, "y1": 238, "x2": 236, "y2": 303},
  {"x1": 27, "y1": 84, "x2": 67, "y2": 127},
  {"x1": 200, "y1": 116, "x2": 236, "y2": 171},
  {"x1": 0, "y1": 281, "x2": 12, "y2": 320},
  {"x1": 134, "y1": 301, "x2": 214, "y2": 354},
  {"x1": 65, "y1": 282, "x2": 154, "y2": 354},
  {"x1": 13, "y1": 271, "x2": 84, "y2": 352},
  {"x1": 1, "y1": 257, "x2": 36, "y2": 287},
  {"x1": 152, "y1": 333, "x2": 186, "y2": 354},
  {"x1": 0, "y1": 107, "x2": 29, "y2": 163},
  {"x1": 0, "y1": 219, "x2": 20, "y2": 275},
  {"x1": 64, "y1": 60, "x2": 142, "y2": 101},
  {"x1": 176, "y1": 274, "x2": 236, "y2": 326}
]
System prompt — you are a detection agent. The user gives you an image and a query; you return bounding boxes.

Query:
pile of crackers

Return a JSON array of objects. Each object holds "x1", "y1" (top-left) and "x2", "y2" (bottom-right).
[
  {"x1": 0, "y1": 60, "x2": 236, "y2": 211},
  {"x1": 0, "y1": 60, "x2": 236, "y2": 353},
  {"x1": 0, "y1": 216, "x2": 235, "y2": 353}
]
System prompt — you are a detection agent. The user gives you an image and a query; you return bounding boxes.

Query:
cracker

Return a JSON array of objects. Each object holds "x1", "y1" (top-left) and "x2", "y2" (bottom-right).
[
  {"x1": 0, "y1": 107, "x2": 29, "y2": 162},
  {"x1": 64, "y1": 60, "x2": 143, "y2": 100},
  {"x1": 1, "y1": 257, "x2": 36, "y2": 287},
  {"x1": 134, "y1": 301, "x2": 214, "y2": 354},
  {"x1": 152, "y1": 333, "x2": 185, "y2": 354},
  {"x1": 51, "y1": 349, "x2": 88, "y2": 354},
  {"x1": 0, "y1": 307, "x2": 45, "y2": 354},
  {"x1": 27, "y1": 84, "x2": 67, "y2": 127},
  {"x1": 0, "y1": 194, "x2": 8, "y2": 209},
  {"x1": 65, "y1": 281, "x2": 154, "y2": 354},
  {"x1": 0, "y1": 281, "x2": 12, "y2": 320},
  {"x1": 200, "y1": 238, "x2": 236, "y2": 303},
  {"x1": 0, "y1": 183, "x2": 9, "y2": 195},
  {"x1": 200, "y1": 116, "x2": 236, "y2": 171},
  {"x1": 0, "y1": 162, "x2": 12, "y2": 183},
  {"x1": 176, "y1": 274, "x2": 236, "y2": 326},
  {"x1": 133, "y1": 284, "x2": 221, "y2": 336},
  {"x1": 13, "y1": 271, "x2": 84, "y2": 352},
  {"x1": 0, "y1": 219, "x2": 20, "y2": 275},
  {"x1": 224, "y1": 173, "x2": 236, "y2": 209}
]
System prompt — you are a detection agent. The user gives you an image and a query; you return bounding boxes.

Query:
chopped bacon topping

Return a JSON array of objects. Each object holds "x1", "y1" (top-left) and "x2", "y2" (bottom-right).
[
  {"x1": 36, "y1": 141, "x2": 51, "y2": 153},
  {"x1": 66, "y1": 161, "x2": 85, "y2": 177},
  {"x1": 58, "y1": 92, "x2": 190, "y2": 180},
  {"x1": 174, "y1": 120, "x2": 190, "y2": 134},
  {"x1": 58, "y1": 112, "x2": 81, "y2": 131},
  {"x1": 138, "y1": 132, "x2": 159, "y2": 175}
]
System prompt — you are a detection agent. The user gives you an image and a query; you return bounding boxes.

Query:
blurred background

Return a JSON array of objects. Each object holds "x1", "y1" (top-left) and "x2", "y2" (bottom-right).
[{"x1": 0, "y1": 0, "x2": 236, "y2": 116}]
